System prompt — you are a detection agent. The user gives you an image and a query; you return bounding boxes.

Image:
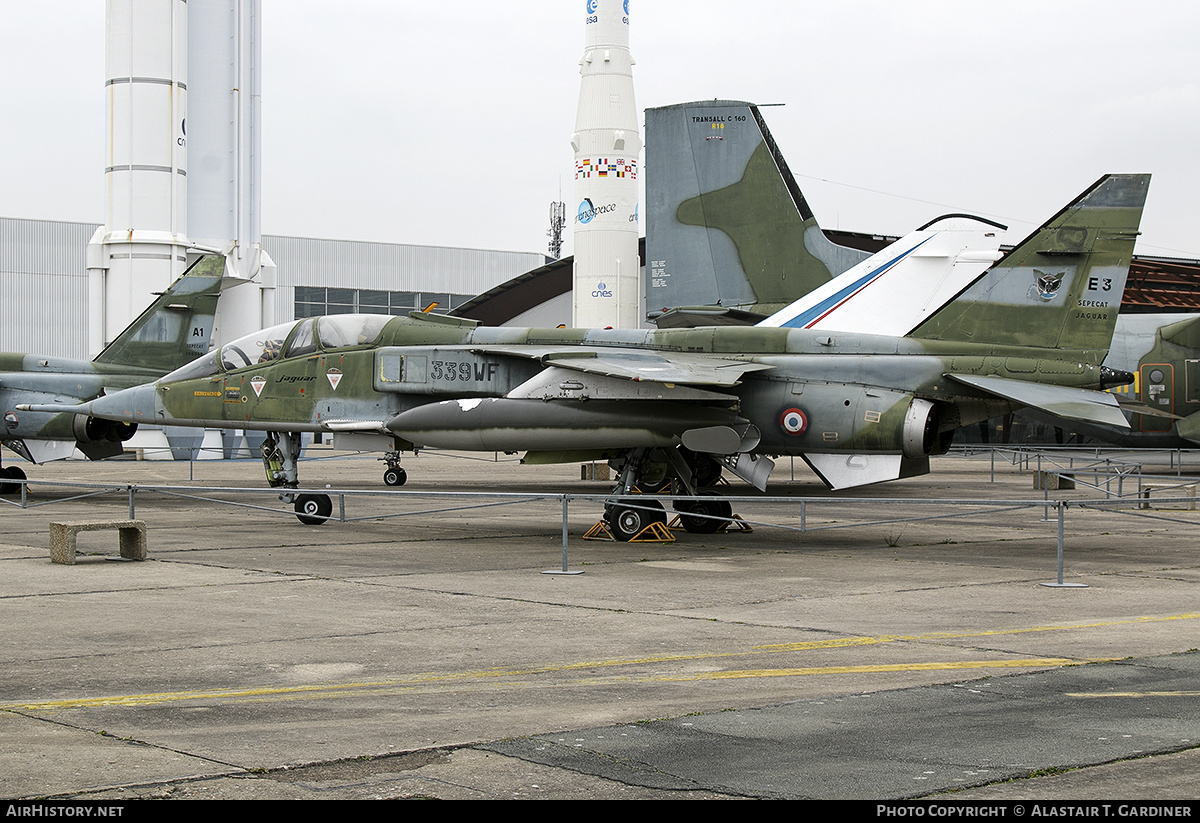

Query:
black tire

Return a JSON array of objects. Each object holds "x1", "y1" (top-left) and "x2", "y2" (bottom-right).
[
  {"x1": 673, "y1": 494, "x2": 733, "y2": 534},
  {"x1": 693, "y1": 454, "x2": 722, "y2": 487},
  {"x1": 0, "y1": 466, "x2": 21, "y2": 495},
  {"x1": 294, "y1": 493, "x2": 332, "y2": 525},
  {"x1": 605, "y1": 498, "x2": 666, "y2": 542},
  {"x1": 383, "y1": 467, "x2": 407, "y2": 486}
]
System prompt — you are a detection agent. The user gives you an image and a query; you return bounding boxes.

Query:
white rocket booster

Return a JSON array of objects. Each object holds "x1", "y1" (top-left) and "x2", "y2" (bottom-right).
[
  {"x1": 188, "y1": 0, "x2": 275, "y2": 348},
  {"x1": 88, "y1": 0, "x2": 191, "y2": 353},
  {"x1": 88, "y1": 0, "x2": 272, "y2": 355},
  {"x1": 571, "y1": 0, "x2": 641, "y2": 329}
]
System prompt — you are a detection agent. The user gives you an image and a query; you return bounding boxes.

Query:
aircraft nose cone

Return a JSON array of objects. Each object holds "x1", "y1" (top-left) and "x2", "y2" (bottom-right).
[{"x1": 88, "y1": 384, "x2": 160, "y2": 423}]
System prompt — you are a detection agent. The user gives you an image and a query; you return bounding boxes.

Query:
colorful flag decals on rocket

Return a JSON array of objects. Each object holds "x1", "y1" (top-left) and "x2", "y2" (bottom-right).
[
  {"x1": 327, "y1": 369, "x2": 343, "y2": 390},
  {"x1": 576, "y1": 159, "x2": 637, "y2": 179}
]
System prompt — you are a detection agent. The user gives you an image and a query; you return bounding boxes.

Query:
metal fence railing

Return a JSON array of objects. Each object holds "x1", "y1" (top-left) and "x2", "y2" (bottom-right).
[{"x1": 5, "y1": 463, "x2": 1198, "y2": 580}]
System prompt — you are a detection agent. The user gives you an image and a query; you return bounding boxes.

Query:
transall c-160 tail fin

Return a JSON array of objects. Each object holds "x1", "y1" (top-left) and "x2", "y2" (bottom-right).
[{"x1": 644, "y1": 99, "x2": 871, "y2": 322}]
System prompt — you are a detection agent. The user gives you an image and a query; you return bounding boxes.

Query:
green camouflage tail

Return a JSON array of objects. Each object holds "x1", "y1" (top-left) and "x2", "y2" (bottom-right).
[
  {"x1": 910, "y1": 174, "x2": 1150, "y2": 360},
  {"x1": 645, "y1": 100, "x2": 869, "y2": 317},
  {"x1": 91, "y1": 253, "x2": 224, "y2": 374}
]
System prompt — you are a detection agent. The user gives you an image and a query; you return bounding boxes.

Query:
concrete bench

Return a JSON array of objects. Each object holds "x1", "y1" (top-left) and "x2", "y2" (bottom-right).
[
  {"x1": 49, "y1": 520, "x2": 147, "y2": 565},
  {"x1": 1033, "y1": 471, "x2": 1075, "y2": 490}
]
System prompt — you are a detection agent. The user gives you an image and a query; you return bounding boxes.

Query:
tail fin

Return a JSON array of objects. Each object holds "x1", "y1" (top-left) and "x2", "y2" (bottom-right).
[
  {"x1": 91, "y1": 253, "x2": 224, "y2": 374},
  {"x1": 909, "y1": 174, "x2": 1150, "y2": 358},
  {"x1": 644, "y1": 100, "x2": 869, "y2": 318},
  {"x1": 755, "y1": 215, "x2": 1005, "y2": 336}
]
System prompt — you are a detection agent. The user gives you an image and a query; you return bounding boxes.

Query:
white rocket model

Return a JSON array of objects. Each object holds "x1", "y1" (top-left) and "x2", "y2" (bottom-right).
[
  {"x1": 188, "y1": 0, "x2": 275, "y2": 348},
  {"x1": 571, "y1": 0, "x2": 641, "y2": 329},
  {"x1": 88, "y1": 0, "x2": 190, "y2": 353},
  {"x1": 87, "y1": 0, "x2": 272, "y2": 355}
]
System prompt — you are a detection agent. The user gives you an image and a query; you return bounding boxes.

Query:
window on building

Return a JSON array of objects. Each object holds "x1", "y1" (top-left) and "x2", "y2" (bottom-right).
[{"x1": 294, "y1": 288, "x2": 472, "y2": 318}]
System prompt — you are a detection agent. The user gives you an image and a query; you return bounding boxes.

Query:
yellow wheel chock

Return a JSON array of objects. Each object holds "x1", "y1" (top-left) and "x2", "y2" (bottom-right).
[
  {"x1": 666, "y1": 513, "x2": 753, "y2": 534},
  {"x1": 583, "y1": 520, "x2": 676, "y2": 543}
]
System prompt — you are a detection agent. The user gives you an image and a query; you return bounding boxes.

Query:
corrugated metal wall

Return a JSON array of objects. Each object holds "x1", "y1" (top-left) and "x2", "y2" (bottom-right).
[
  {"x1": 0, "y1": 219, "x2": 94, "y2": 357},
  {"x1": 264, "y1": 234, "x2": 544, "y2": 323},
  {"x1": 0, "y1": 218, "x2": 545, "y2": 360}
]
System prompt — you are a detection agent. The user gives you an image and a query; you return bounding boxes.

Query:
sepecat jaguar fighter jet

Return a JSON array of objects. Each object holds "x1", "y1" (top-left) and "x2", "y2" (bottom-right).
[{"x1": 28, "y1": 175, "x2": 1149, "y2": 533}]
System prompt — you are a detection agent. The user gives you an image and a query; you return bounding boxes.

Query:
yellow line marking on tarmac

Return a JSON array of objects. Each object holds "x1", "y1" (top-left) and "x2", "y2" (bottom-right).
[
  {"x1": 5, "y1": 613, "x2": 1191, "y2": 713},
  {"x1": 754, "y1": 612, "x2": 1200, "y2": 652},
  {"x1": 1068, "y1": 691, "x2": 1200, "y2": 698},
  {"x1": 5, "y1": 658, "x2": 1091, "y2": 711},
  {"x1": 660, "y1": 658, "x2": 1081, "y2": 681}
]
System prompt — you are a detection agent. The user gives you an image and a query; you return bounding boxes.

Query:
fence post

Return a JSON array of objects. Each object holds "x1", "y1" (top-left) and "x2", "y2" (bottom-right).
[
  {"x1": 1042, "y1": 460, "x2": 1050, "y2": 521},
  {"x1": 1041, "y1": 500, "x2": 1087, "y2": 588},
  {"x1": 127, "y1": 485, "x2": 136, "y2": 519},
  {"x1": 1057, "y1": 500, "x2": 1064, "y2": 583},
  {"x1": 543, "y1": 495, "x2": 583, "y2": 575}
]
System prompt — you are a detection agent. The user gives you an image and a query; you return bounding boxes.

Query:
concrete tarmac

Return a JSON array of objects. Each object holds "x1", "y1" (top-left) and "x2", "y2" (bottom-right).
[{"x1": 1, "y1": 448, "x2": 1198, "y2": 800}]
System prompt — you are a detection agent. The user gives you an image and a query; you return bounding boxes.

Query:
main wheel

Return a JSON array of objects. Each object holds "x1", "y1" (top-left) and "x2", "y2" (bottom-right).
[
  {"x1": 383, "y1": 467, "x2": 407, "y2": 486},
  {"x1": 605, "y1": 498, "x2": 666, "y2": 542},
  {"x1": 0, "y1": 466, "x2": 24, "y2": 495},
  {"x1": 693, "y1": 454, "x2": 723, "y2": 487},
  {"x1": 294, "y1": 493, "x2": 332, "y2": 525},
  {"x1": 673, "y1": 494, "x2": 733, "y2": 534}
]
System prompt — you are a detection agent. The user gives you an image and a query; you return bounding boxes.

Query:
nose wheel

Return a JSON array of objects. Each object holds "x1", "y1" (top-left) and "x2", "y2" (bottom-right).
[
  {"x1": 294, "y1": 493, "x2": 332, "y2": 525},
  {"x1": 380, "y1": 451, "x2": 409, "y2": 487}
]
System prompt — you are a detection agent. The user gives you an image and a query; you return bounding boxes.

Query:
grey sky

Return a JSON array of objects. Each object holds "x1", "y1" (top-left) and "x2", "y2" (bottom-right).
[{"x1": 1, "y1": 1, "x2": 1196, "y2": 259}]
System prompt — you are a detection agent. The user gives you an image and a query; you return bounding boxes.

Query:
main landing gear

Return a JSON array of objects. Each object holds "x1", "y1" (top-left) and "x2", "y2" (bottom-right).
[
  {"x1": 600, "y1": 447, "x2": 733, "y2": 541},
  {"x1": 262, "y1": 432, "x2": 332, "y2": 526}
]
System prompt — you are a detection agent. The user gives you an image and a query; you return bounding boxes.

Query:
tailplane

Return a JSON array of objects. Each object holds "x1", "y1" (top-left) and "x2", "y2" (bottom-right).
[{"x1": 91, "y1": 253, "x2": 224, "y2": 373}]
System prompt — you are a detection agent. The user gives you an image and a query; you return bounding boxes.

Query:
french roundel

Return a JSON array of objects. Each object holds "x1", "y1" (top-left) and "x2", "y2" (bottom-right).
[{"x1": 780, "y1": 407, "x2": 808, "y2": 435}]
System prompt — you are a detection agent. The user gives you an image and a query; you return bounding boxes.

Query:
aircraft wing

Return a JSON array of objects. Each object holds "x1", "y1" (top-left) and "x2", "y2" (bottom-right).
[
  {"x1": 947, "y1": 374, "x2": 1131, "y2": 429},
  {"x1": 480, "y1": 346, "x2": 772, "y2": 387}
]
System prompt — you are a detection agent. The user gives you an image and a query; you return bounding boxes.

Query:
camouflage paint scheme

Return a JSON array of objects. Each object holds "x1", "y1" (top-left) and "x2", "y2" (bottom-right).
[
  {"x1": 53, "y1": 175, "x2": 1149, "y2": 502},
  {"x1": 1071, "y1": 313, "x2": 1200, "y2": 446},
  {"x1": 645, "y1": 101, "x2": 1194, "y2": 451},
  {"x1": 645, "y1": 100, "x2": 869, "y2": 320},
  {"x1": 0, "y1": 255, "x2": 222, "y2": 478}
]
